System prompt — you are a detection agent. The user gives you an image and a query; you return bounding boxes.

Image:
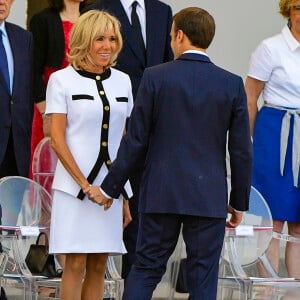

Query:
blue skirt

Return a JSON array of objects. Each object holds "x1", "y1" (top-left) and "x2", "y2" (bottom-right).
[{"x1": 253, "y1": 106, "x2": 300, "y2": 222}]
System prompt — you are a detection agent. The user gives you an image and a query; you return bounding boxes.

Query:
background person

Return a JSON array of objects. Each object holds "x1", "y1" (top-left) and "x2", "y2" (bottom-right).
[
  {"x1": 83, "y1": 0, "x2": 174, "y2": 280},
  {"x1": 87, "y1": 7, "x2": 253, "y2": 299},
  {"x1": 245, "y1": 0, "x2": 300, "y2": 278},
  {"x1": 46, "y1": 10, "x2": 132, "y2": 299},
  {"x1": 0, "y1": 0, "x2": 33, "y2": 179}
]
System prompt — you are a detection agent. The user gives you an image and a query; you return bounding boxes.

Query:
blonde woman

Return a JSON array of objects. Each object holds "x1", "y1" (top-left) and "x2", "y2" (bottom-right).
[
  {"x1": 246, "y1": 0, "x2": 300, "y2": 277},
  {"x1": 46, "y1": 10, "x2": 132, "y2": 299}
]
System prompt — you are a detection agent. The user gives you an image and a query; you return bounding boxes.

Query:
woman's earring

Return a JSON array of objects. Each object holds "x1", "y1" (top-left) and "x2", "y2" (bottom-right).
[{"x1": 288, "y1": 18, "x2": 291, "y2": 29}]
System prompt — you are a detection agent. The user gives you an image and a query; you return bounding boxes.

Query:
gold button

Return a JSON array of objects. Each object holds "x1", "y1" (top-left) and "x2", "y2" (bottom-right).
[
  {"x1": 103, "y1": 124, "x2": 108, "y2": 129},
  {"x1": 96, "y1": 75, "x2": 101, "y2": 80},
  {"x1": 104, "y1": 106, "x2": 110, "y2": 111},
  {"x1": 102, "y1": 141, "x2": 107, "y2": 147},
  {"x1": 106, "y1": 160, "x2": 111, "y2": 165},
  {"x1": 99, "y1": 90, "x2": 105, "y2": 95}
]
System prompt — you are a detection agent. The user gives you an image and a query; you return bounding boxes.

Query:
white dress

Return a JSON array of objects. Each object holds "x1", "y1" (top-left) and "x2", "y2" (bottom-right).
[{"x1": 46, "y1": 66, "x2": 133, "y2": 254}]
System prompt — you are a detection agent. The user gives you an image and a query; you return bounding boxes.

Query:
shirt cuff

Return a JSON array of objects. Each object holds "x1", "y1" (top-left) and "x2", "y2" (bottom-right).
[{"x1": 99, "y1": 187, "x2": 113, "y2": 199}]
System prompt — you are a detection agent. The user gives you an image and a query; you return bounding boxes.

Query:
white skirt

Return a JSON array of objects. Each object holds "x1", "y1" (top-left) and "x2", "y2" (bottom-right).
[{"x1": 49, "y1": 190, "x2": 126, "y2": 255}]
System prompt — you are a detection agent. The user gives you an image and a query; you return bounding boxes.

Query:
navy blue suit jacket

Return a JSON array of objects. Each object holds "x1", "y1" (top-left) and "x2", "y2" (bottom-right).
[
  {"x1": 83, "y1": 0, "x2": 173, "y2": 97},
  {"x1": 101, "y1": 53, "x2": 253, "y2": 218},
  {"x1": 0, "y1": 22, "x2": 33, "y2": 176}
]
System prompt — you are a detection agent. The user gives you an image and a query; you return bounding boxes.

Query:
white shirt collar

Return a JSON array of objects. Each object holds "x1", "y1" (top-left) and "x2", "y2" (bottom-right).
[
  {"x1": 183, "y1": 50, "x2": 208, "y2": 57},
  {"x1": 121, "y1": 0, "x2": 145, "y2": 11},
  {"x1": 282, "y1": 25, "x2": 300, "y2": 52}
]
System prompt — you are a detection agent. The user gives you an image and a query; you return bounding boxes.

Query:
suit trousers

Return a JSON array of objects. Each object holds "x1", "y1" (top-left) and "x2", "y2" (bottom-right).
[
  {"x1": 122, "y1": 168, "x2": 142, "y2": 279},
  {"x1": 122, "y1": 212, "x2": 226, "y2": 300},
  {"x1": 0, "y1": 131, "x2": 19, "y2": 177}
]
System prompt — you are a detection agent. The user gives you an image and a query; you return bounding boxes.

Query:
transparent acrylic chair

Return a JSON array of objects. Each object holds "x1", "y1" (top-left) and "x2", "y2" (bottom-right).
[
  {"x1": 217, "y1": 186, "x2": 300, "y2": 300},
  {"x1": 0, "y1": 176, "x2": 52, "y2": 300},
  {"x1": 32, "y1": 137, "x2": 57, "y2": 196}
]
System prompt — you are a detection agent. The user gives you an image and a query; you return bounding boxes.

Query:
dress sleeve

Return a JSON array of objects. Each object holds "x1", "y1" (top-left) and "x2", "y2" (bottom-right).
[
  {"x1": 45, "y1": 72, "x2": 68, "y2": 115},
  {"x1": 247, "y1": 40, "x2": 274, "y2": 82}
]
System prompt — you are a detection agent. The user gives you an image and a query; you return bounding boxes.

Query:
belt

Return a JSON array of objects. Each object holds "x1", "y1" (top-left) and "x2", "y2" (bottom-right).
[{"x1": 264, "y1": 103, "x2": 300, "y2": 187}]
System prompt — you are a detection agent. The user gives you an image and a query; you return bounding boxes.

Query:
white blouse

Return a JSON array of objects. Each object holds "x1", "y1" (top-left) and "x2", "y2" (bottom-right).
[{"x1": 248, "y1": 25, "x2": 300, "y2": 108}]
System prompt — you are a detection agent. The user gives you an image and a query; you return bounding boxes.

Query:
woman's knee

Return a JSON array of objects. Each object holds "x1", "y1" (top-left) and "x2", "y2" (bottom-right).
[
  {"x1": 288, "y1": 222, "x2": 300, "y2": 237},
  {"x1": 86, "y1": 253, "x2": 108, "y2": 274},
  {"x1": 272, "y1": 220, "x2": 284, "y2": 233},
  {"x1": 65, "y1": 253, "x2": 87, "y2": 274}
]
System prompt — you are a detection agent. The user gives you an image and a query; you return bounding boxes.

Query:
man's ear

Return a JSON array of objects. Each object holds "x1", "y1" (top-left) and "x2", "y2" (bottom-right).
[{"x1": 176, "y1": 29, "x2": 184, "y2": 42}]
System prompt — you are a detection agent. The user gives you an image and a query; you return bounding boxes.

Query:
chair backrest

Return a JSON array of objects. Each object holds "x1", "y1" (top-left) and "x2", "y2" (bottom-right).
[
  {"x1": 0, "y1": 176, "x2": 52, "y2": 228},
  {"x1": 222, "y1": 187, "x2": 275, "y2": 277},
  {"x1": 32, "y1": 137, "x2": 58, "y2": 195},
  {"x1": 0, "y1": 176, "x2": 52, "y2": 276}
]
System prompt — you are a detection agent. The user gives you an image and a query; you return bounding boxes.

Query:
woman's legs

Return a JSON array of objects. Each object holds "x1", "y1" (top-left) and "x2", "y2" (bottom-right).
[
  {"x1": 81, "y1": 253, "x2": 108, "y2": 300},
  {"x1": 286, "y1": 222, "x2": 300, "y2": 278},
  {"x1": 60, "y1": 253, "x2": 87, "y2": 300},
  {"x1": 266, "y1": 220, "x2": 284, "y2": 272}
]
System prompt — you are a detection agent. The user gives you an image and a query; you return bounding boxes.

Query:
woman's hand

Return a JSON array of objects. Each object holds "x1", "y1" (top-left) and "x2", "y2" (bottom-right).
[
  {"x1": 123, "y1": 199, "x2": 132, "y2": 228},
  {"x1": 84, "y1": 185, "x2": 113, "y2": 210}
]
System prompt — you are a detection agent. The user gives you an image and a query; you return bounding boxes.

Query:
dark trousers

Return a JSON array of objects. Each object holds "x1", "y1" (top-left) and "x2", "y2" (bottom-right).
[
  {"x1": 122, "y1": 169, "x2": 141, "y2": 279},
  {"x1": 122, "y1": 213, "x2": 226, "y2": 300},
  {"x1": 0, "y1": 132, "x2": 19, "y2": 178}
]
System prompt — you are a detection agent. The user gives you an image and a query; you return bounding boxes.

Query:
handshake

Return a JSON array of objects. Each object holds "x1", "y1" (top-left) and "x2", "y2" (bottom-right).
[{"x1": 83, "y1": 185, "x2": 113, "y2": 210}]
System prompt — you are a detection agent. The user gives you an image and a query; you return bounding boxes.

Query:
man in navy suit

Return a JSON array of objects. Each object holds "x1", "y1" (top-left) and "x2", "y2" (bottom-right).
[
  {"x1": 0, "y1": 0, "x2": 33, "y2": 178},
  {"x1": 83, "y1": 0, "x2": 173, "y2": 279},
  {"x1": 87, "y1": 6, "x2": 252, "y2": 300}
]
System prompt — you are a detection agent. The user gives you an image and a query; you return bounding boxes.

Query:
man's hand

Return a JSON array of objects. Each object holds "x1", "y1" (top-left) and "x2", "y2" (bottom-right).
[
  {"x1": 123, "y1": 199, "x2": 132, "y2": 228},
  {"x1": 226, "y1": 205, "x2": 243, "y2": 228},
  {"x1": 84, "y1": 186, "x2": 113, "y2": 210}
]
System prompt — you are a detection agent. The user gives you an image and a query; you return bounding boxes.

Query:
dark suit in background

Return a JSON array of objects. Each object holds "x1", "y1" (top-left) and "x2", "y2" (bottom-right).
[
  {"x1": 83, "y1": 0, "x2": 173, "y2": 279},
  {"x1": 89, "y1": 7, "x2": 253, "y2": 300},
  {"x1": 0, "y1": 22, "x2": 33, "y2": 178}
]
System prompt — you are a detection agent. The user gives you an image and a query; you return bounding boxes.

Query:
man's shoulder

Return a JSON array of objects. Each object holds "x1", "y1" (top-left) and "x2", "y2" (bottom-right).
[
  {"x1": 145, "y1": 58, "x2": 243, "y2": 85},
  {"x1": 5, "y1": 22, "x2": 31, "y2": 37},
  {"x1": 146, "y1": 0, "x2": 172, "y2": 14},
  {"x1": 210, "y1": 64, "x2": 243, "y2": 86},
  {"x1": 143, "y1": 60, "x2": 175, "y2": 76},
  {"x1": 147, "y1": 0, "x2": 171, "y2": 8}
]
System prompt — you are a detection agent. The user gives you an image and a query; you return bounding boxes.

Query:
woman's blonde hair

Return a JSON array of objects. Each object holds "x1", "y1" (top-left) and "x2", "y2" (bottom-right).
[
  {"x1": 279, "y1": 0, "x2": 298, "y2": 18},
  {"x1": 68, "y1": 10, "x2": 123, "y2": 70}
]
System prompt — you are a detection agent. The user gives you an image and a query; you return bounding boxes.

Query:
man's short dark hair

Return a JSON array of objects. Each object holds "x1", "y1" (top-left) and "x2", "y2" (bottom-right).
[{"x1": 173, "y1": 7, "x2": 215, "y2": 49}]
